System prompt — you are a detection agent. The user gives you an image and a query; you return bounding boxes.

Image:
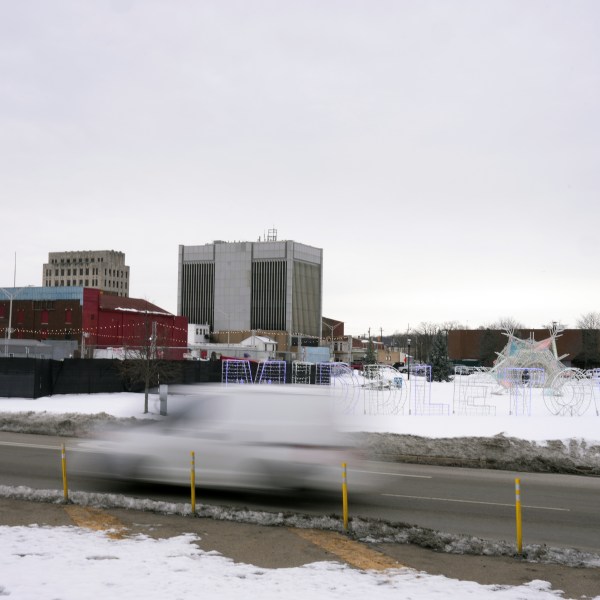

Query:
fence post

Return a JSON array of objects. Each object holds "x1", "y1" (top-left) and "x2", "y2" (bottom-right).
[
  {"x1": 61, "y1": 444, "x2": 69, "y2": 503},
  {"x1": 515, "y1": 478, "x2": 523, "y2": 554},
  {"x1": 342, "y1": 462, "x2": 348, "y2": 531},
  {"x1": 190, "y1": 451, "x2": 196, "y2": 515}
]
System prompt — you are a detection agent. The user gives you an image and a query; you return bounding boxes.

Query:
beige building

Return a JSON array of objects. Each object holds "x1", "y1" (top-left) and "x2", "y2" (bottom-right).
[{"x1": 42, "y1": 250, "x2": 130, "y2": 297}]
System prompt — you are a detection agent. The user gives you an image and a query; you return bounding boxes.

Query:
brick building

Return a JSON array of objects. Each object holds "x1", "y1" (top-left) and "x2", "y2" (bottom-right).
[{"x1": 0, "y1": 287, "x2": 187, "y2": 359}]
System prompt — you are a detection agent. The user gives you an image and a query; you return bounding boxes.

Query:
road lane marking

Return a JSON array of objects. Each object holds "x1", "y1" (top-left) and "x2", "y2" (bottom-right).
[
  {"x1": 382, "y1": 493, "x2": 570, "y2": 512},
  {"x1": 0, "y1": 440, "x2": 95, "y2": 452},
  {"x1": 0, "y1": 440, "x2": 61, "y2": 450},
  {"x1": 291, "y1": 528, "x2": 405, "y2": 571},
  {"x1": 65, "y1": 506, "x2": 128, "y2": 539},
  {"x1": 352, "y1": 469, "x2": 432, "y2": 479}
]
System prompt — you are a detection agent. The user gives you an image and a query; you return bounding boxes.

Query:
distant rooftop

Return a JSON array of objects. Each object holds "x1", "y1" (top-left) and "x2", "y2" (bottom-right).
[{"x1": 0, "y1": 286, "x2": 84, "y2": 303}]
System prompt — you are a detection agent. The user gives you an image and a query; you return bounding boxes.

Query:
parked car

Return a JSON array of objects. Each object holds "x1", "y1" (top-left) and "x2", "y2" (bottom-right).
[{"x1": 72, "y1": 385, "x2": 375, "y2": 493}]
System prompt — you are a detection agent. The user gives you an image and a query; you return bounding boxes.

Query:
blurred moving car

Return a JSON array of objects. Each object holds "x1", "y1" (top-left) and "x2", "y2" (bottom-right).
[{"x1": 72, "y1": 385, "x2": 373, "y2": 493}]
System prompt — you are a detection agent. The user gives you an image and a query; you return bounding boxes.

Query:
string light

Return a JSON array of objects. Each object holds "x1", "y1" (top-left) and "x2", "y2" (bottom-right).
[
  {"x1": 0, "y1": 321, "x2": 189, "y2": 345},
  {"x1": 2, "y1": 315, "x2": 365, "y2": 349}
]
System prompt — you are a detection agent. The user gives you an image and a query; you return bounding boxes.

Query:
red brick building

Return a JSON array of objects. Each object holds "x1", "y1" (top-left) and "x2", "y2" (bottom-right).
[{"x1": 0, "y1": 287, "x2": 187, "y2": 359}]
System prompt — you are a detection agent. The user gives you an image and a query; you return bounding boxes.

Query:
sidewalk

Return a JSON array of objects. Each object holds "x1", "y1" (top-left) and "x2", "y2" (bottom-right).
[{"x1": 1, "y1": 497, "x2": 599, "y2": 598}]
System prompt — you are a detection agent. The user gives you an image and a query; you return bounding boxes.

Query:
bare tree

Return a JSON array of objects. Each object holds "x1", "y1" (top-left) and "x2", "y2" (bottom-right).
[
  {"x1": 577, "y1": 312, "x2": 600, "y2": 329},
  {"x1": 412, "y1": 322, "x2": 440, "y2": 364},
  {"x1": 484, "y1": 317, "x2": 525, "y2": 331},
  {"x1": 117, "y1": 314, "x2": 182, "y2": 414},
  {"x1": 541, "y1": 321, "x2": 567, "y2": 331},
  {"x1": 440, "y1": 320, "x2": 469, "y2": 331}
]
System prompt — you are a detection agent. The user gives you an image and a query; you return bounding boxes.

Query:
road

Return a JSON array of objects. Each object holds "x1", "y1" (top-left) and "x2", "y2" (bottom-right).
[{"x1": 1, "y1": 431, "x2": 599, "y2": 554}]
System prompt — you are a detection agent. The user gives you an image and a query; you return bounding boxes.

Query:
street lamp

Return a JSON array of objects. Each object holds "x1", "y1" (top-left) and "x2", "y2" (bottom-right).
[
  {"x1": 407, "y1": 338, "x2": 411, "y2": 380},
  {"x1": 322, "y1": 321, "x2": 340, "y2": 361}
]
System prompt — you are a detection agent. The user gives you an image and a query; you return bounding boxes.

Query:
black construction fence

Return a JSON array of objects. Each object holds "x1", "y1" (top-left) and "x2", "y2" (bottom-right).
[
  {"x1": 0, "y1": 357, "x2": 352, "y2": 399},
  {"x1": 0, "y1": 357, "x2": 223, "y2": 399}
]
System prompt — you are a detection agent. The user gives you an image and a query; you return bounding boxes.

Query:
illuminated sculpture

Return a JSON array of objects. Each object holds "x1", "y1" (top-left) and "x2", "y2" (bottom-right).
[
  {"x1": 255, "y1": 360, "x2": 287, "y2": 384},
  {"x1": 490, "y1": 325, "x2": 566, "y2": 387},
  {"x1": 491, "y1": 326, "x2": 594, "y2": 416},
  {"x1": 221, "y1": 359, "x2": 253, "y2": 384},
  {"x1": 292, "y1": 361, "x2": 312, "y2": 384}
]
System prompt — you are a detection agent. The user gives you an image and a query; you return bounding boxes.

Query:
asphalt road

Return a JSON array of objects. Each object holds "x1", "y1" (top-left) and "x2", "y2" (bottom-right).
[{"x1": 1, "y1": 431, "x2": 600, "y2": 554}]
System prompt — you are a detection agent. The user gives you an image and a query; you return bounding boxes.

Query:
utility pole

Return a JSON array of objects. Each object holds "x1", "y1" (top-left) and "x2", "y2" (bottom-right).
[{"x1": 8, "y1": 252, "x2": 16, "y2": 341}]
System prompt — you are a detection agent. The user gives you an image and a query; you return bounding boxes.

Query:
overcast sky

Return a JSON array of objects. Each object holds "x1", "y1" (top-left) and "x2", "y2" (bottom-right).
[{"x1": 1, "y1": 1, "x2": 599, "y2": 336}]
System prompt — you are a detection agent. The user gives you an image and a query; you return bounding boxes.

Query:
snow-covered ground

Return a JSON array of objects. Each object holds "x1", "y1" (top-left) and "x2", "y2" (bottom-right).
[
  {"x1": 0, "y1": 524, "x2": 575, "y2": 600},
  {"x1": 1, "y1": 382, "x2": 600, "y2": 599}
]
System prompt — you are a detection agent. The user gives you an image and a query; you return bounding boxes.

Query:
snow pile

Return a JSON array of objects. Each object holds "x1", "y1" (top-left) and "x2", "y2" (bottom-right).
[
  {"x1": 2, "y1": 484, "x2": 600, "y2": 570},
  {"x1": 0, "y1": 410, "x2": 154, "y2": 437},
  {"x1": 357, "y1": 432, "x2": 600, "y2": 475}
]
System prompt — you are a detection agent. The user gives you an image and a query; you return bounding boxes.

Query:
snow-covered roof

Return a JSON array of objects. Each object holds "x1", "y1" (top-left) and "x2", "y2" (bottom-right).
[{"x1": 239, "y1": 335, "x2": 276, "y2": 346}]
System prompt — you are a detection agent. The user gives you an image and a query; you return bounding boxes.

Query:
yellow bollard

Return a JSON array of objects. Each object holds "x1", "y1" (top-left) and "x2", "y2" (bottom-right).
[
  {"x1": 342, "y1": 462, "x2": 348, "y2": 531},
  {"x1": 61, "y1": 444, "x2": 69, "y2": 503},
  {"x1": 190, "y1": 451, "x2": 196, "y2": 516},
  {"x1": 515, "y1": 478, "x2": 523, "y2": 554}
]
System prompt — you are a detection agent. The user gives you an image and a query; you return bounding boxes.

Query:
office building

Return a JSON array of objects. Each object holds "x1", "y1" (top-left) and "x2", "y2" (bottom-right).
[
  {"x1": 42, "y1": 250, "x2": 130, "y2": 297},
  {"x1": 178, "y1": 236, "x2": 323, "y2": 338}
]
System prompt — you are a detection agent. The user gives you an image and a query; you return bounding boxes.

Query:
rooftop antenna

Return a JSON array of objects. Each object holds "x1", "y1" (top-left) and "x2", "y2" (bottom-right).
[{"x1": 267, "y1": 228, "x2": 277, "y2": 242}]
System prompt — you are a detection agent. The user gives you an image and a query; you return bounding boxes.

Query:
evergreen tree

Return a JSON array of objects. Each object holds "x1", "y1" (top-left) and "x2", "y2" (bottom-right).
[
  {"x1": 428, "y1": 331, "x2": 452, "y2": 382},
  {"x1": 479, "y1": 329, "x2": 504, "y2": 367},
  {"x1": 363, "y1": 335, "x2": 377, "y2": 365}
]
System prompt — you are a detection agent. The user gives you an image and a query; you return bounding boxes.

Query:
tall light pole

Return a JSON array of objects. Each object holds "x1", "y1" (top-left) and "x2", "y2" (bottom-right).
[
  {"x1": 322, "y1": 321, "x2": 340, "y2": 361},
  {"x1": 1, "y1": 288, "x2": 23, "y2": 356},
  {"x1": 1, "y1": 254, "x2": 18, "y2": 352},
  {"x1": 407, "y1": 338, "x2": 411, "y2": 380}
]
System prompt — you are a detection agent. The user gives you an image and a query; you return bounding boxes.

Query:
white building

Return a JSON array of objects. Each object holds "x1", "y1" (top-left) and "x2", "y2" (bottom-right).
[
  {"x1": 177, "y1": 233, "x2": 323, "y2": 339},
  {"x1": 185, "y1": 333, "x2": 278, "y2": 362}
]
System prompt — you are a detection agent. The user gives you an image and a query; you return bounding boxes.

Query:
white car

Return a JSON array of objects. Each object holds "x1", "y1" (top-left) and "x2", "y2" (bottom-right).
[{"x1": 73, "y1": 385, "x2": 373, "y2": 493}]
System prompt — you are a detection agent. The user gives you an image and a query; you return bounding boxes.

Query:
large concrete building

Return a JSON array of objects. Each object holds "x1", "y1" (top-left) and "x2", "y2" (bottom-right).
[
  {"x1": 177, "y1": 237, "x2": 323, "y2": 338},
  {"x1": 42, "y1": 250, "x2": 130, "y2": 297}
]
